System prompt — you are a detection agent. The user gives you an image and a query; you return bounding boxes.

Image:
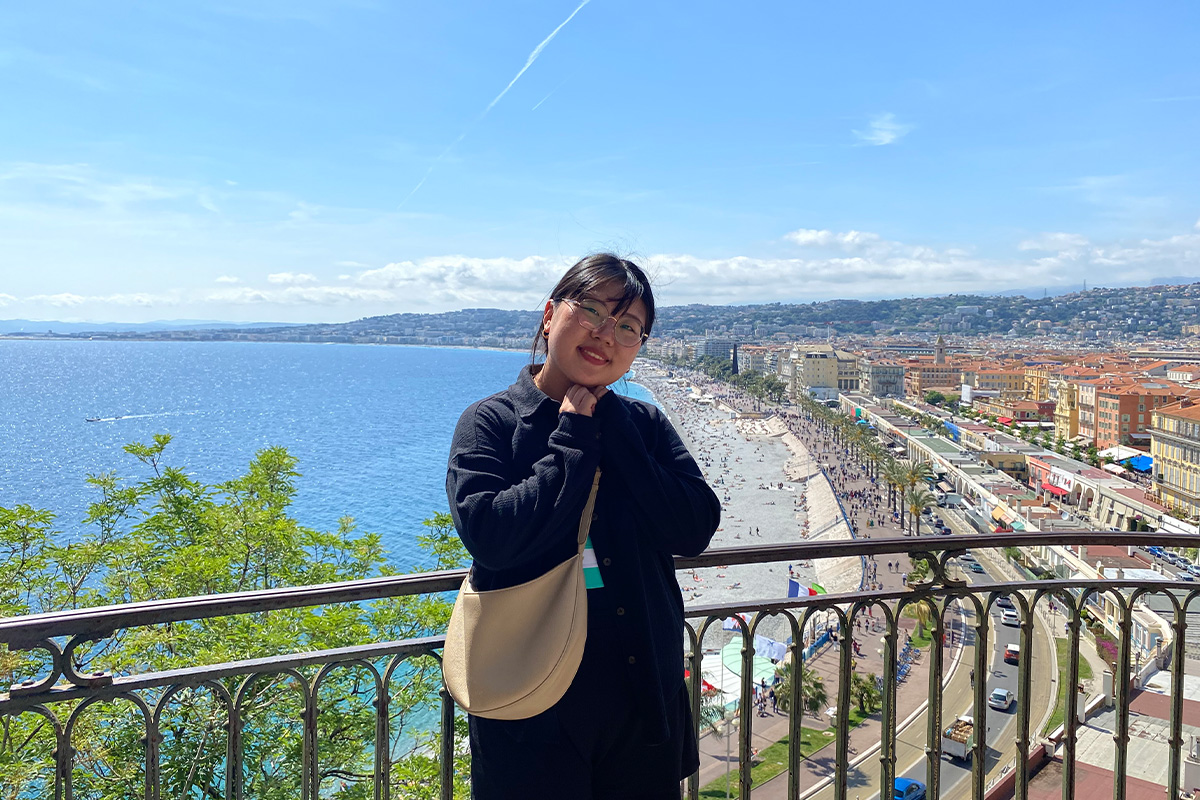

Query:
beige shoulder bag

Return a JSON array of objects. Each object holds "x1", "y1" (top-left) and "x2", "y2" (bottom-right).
[{"x1": 442, "y1": 468, "x2": 601, "y2": 719}]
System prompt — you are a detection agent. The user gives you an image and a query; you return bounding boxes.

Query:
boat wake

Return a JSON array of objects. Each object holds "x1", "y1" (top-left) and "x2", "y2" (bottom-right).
[{"x1": 85, "y1": 411, "x2": 199, "y2": 423}]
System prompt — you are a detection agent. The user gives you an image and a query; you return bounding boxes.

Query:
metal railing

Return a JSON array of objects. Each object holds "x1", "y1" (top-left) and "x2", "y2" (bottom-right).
[{"x1": 1, "y1": 532, "x2": 1196, "y2": 800}]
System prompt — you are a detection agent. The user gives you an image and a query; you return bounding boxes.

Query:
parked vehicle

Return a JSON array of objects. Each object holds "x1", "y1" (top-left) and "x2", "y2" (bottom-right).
[
  {"x1": 1180, "y1": 572, "x2": 1195, "y2": 582},
  {"x1": 941, "y1": 715, "x2": 975, "y2": 761},
  {"x1": 987, "y1": 688, "x2": 1015, "y2": 710},
  {"x1": 893, "y1": 778, "x2": 927, "y2": 800}
]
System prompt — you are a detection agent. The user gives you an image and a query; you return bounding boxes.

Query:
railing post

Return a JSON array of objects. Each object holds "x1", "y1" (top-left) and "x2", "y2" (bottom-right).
[
  {"x1": 1062, "y1": 600, "x2": 1083, "y2": 800},
  {"x1": 1112, "y1": 596, "x2": 1132, "y2": 800},
  {"x1": 924, "y1": 599, "x2": 945, "y2": 799}
]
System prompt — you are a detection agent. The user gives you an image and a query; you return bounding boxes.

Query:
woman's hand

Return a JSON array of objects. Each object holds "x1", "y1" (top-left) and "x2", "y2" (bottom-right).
[{"x1": 561, "y1": 384, "x2": 606, "y2": 416}]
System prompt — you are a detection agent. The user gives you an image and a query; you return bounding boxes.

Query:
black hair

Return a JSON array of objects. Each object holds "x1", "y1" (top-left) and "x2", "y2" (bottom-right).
[{"x1": 530, "y1": 252, "x2": 655, "y2": 362}]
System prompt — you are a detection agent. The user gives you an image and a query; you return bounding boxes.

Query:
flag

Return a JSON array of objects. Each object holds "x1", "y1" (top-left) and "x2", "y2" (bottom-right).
[{"x1": 788, "y1": 579, "x2": 827, "y2": 597}]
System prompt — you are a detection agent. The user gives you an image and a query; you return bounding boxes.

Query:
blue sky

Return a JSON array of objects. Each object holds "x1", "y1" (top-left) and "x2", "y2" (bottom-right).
[{"x1": 2, "y1": 1, "x2": 1199, "y2": 322}]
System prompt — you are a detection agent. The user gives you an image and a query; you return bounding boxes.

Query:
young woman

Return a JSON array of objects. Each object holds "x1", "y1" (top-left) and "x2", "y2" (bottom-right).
[{"x1": 446, "y1": 253, "x2": 721, "y2": 799}]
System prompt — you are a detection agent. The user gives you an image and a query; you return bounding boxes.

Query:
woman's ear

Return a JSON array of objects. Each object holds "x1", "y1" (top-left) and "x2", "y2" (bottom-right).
[{"x1": 541, "y1": 301, "x2": 555, "y2": 332}]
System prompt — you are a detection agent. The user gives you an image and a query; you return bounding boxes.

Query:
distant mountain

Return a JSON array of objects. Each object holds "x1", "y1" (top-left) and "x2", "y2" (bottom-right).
[{"x1": 0, "y1": 319, "x2": 304, "y2": 335}]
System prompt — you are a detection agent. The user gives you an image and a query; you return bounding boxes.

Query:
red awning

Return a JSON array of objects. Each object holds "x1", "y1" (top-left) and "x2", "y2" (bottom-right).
[
  {"x1": 1041, "y1": 482, "x2": 1069, "y2": 497},
  {"x1": 996, "y1": 416, "x2": 1013, "y2": 424}
]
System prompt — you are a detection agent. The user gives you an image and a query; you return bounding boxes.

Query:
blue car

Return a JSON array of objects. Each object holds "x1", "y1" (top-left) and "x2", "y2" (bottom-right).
[
  {"x1": 968, "y1": 562, "x2": 985, "y2": 573},
  {"x1": 894, "y1": 777, "x2": 927, "y2": 799}
]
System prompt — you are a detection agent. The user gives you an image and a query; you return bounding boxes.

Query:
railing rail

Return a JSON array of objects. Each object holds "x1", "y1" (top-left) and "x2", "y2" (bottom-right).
[{"x1": 2, "y1": 531, "x2": 1197, "y2": 800}]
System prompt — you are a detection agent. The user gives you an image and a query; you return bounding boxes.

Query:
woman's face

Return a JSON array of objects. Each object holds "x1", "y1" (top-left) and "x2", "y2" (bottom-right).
[{"x1": 538, "y1": 282, "x2": 647, "y2": 400}]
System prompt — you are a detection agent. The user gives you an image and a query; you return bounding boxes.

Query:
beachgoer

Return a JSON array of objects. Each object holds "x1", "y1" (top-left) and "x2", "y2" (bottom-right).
[{"x1": 447, "y1": 253, "x2": 721, "y2": 797}]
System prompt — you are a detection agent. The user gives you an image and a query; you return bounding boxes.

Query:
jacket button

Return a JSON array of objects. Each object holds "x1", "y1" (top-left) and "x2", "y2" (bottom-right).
[
  {"x1": 627, "y1": 656, "x2": 636, "y2": 665},
  {"x1": 603, "y1": 558, "x2": 611, "y2": 566},
  {"x1": 592, "y1": 511, "x2": 600, "y2": 522},
  {"x1": 616, "y1": 607, "x2": 625, "y2": 616}
]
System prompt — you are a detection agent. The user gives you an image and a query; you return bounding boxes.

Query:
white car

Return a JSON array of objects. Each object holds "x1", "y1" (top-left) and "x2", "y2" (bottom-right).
[
  {"x1": 999, "y1": 609, "x2": 1020, "y2": 626},
  {"x1": 987, "y1": 688, "x2": 1015, "y2": 710}
]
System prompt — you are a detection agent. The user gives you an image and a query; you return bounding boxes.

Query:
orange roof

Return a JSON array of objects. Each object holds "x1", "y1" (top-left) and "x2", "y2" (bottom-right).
[{"x1": 1156, "y1": 400, "x2": 1200, "y2": 420}]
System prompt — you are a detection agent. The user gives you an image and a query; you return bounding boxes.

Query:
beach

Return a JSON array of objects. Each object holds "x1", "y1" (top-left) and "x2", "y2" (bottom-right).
[{"x1": 635, "y1": 364, "x2": 861, "y2": 608}]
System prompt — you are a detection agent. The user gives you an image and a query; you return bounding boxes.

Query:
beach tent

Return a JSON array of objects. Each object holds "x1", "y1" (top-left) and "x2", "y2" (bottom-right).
[{"x1": 720, "y1": 640, "x2": 778, "y2": 682}]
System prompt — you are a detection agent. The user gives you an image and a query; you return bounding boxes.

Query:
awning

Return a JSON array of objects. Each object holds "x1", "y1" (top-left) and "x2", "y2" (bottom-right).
[
  {"x1": 1102, "y1": 462, "x2": 1128, "y2": 475},
  {"x1": 1041, "y1": 482, "x2": 1069, "y2": 498},
  {"x1": 991, "y1": 506, "x2": 1015, "y2": 524},
  {"x1": 996, "y1": 416, "x2": 1013, "y2": 424},
  {"x1": 1128, "y1": 455, "x2": 1153, "y2": 472},
  {"x1": 937, "y1": 481, "x2": 954, "y2": 492}
]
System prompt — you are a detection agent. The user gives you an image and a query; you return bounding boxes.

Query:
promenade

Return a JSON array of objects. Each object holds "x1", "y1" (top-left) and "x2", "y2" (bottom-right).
[{"x1": 637, "y1": 365, "x2": 966, "y2": 798}]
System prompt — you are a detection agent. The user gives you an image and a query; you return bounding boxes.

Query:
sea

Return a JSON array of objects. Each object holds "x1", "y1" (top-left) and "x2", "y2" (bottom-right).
[{"x1": 0, "y1": 339, "x2": 656, "y2": 570}]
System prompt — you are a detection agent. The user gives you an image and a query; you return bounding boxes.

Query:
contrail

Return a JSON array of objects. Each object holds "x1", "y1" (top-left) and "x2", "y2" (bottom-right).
[
  {"x1": 532, "y1": 78, "x2": 571, "y2": 111},
  {"x1": 400, "y1": 0, "x2": 591, "y2": 207}
]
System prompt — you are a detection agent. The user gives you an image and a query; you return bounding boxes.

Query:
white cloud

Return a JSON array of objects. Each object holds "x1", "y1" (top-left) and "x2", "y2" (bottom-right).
[
  {"x1": 266, "y1": 272, "x2": 318, "y2": 285},
  {"x1": 1017, "y1": 233, "x2": 1091, "y2": 252},
  {"x1": 0, "y1": 293, "x2": 16, "y2": 306},
  {"x1": 784, "y1": 228, "x2": 883, "y2": 251},
  {"x1": 852, "y1": 113, "x2": 914, "y2": 146},
  {"x1": 215, "y1": 275, "x2": 240, "y2": 283}
]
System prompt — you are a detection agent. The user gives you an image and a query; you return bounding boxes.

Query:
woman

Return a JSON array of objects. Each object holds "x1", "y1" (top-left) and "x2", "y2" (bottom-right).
[{"x1": 446, "y1": 253, "x2": 721, "y2": 799}]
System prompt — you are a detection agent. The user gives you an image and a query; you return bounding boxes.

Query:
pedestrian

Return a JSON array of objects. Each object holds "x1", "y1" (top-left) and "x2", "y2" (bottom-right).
[{"x1": 446, "y1": 254, "x2": 721, "y2": 797}]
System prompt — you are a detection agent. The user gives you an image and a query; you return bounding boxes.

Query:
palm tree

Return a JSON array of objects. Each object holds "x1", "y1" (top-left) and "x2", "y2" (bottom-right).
[
  {"x1": 904, "y1": 598, "x2": 934, "y2": 638},
  {"x1": 849, "y1": 672, "x2": 882, "y2": 714},
  {"x1": 905, "y1": 486, "x2": 937, "y2": 536},
  {"x1": 775, "y1": 660, "x2": 828, "y2": 731},
  {"x1": 899, "y1": 460, "x2": 935, "y2": 533},
  {"x1": 882, "y1": 459, "x2": 906, "y2": 515}
]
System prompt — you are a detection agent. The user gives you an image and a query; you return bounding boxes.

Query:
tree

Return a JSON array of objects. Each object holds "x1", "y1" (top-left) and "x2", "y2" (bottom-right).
[
  {"x1": 849, "y1": 672, "x2": 882, "y2": 714},
  {"x1": 924, "y1": 391, "x2": 946, "y2": 406},
  {"x1": 905, "y1": 486, "x2": 938, "y2": 536},
  {"x1": 0, "y1": 435, "x2": 472, "y2": 800},
  {"x1": 774, "y1": 660, "x2": 827, "y2": 721}
]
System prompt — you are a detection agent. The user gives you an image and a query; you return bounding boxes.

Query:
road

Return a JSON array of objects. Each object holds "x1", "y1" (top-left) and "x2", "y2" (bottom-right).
[{"x1": 851, "y1": 510, "x2": 1057, "y2": 800}]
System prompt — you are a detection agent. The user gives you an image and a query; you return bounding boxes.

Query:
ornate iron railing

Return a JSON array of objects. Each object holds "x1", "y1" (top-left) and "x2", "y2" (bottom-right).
[{"x1": 1, "y1": 531, "x2": 1196, "y2": 800}]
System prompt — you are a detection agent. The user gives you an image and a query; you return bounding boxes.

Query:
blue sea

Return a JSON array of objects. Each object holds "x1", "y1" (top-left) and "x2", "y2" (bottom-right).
[{"x1": 0, "y1": 340, "x2": 655, "y2": 570}]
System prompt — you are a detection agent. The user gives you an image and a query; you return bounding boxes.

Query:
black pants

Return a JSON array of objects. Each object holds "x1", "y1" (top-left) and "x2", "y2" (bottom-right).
[{"x1": 468, "y1": 669, "x2": 696, "y2": 799}]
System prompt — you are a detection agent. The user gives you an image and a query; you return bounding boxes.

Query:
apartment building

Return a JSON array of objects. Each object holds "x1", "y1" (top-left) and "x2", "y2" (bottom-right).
[
  {"x1": 859, "y1": 358, "x2": 906, "y2": 398},
  {"x1": 1095, "y1": 382, "x2": 1197, "y2": 450},
  {"x1": 1052, "y1": 379, "x2": 1080, "y2": 442},
  {"x1": 1151, "y1": 399, "x2": 1200, "y2": 519}
]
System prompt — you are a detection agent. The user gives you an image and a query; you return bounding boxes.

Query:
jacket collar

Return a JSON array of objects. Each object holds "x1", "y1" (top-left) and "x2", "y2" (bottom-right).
[{"x1": 512, "y1": 364, "x2": 560, "y2": 420}]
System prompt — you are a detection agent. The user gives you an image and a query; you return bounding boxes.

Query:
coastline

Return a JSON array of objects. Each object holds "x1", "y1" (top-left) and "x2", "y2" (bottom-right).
[{"x1": 632, "y1": 363, "x2": 861, "y2": 613}]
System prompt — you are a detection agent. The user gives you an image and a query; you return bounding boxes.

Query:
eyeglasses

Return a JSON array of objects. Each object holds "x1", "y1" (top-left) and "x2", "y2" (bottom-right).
[{"x1": 559, "y1": 298, "x2": 647, "y2": 348}]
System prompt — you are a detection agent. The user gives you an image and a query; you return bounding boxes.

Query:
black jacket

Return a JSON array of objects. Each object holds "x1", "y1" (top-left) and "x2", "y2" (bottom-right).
[{"x1": 446, "y1": 366, "x2": 720, "y2": 736}]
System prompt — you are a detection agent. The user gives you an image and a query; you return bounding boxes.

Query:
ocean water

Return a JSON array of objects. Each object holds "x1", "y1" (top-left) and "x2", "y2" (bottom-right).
[{"x1": 0, "y1": 340, "x2": 654, "y2": 569}]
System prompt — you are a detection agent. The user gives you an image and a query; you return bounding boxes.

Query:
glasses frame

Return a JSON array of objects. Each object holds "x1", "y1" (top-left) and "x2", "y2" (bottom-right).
[{"x1": 558, "y1": 298, "x2": 648, "y2": 348}]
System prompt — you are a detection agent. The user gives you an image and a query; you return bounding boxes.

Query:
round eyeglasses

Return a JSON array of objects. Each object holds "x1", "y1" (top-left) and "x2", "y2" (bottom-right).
[{"x1": 559, "y1": 298, "x2": 647, "y2": 348}]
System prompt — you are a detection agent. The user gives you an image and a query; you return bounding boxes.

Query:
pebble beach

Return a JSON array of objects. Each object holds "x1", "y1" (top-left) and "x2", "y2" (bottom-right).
[{"x1": 633, "y1": 365, "x2": 864, "y2": 617}]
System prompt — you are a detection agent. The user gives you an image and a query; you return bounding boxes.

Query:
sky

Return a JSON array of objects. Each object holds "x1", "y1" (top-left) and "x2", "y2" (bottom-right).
[{"x1": 2, "y1": 0, "x2": 1199, "y2": 323}]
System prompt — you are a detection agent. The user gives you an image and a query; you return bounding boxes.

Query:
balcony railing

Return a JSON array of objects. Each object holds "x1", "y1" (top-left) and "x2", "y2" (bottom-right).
[{"x1": 1, "y1": 531, "x2": 1196, "y2": 800}]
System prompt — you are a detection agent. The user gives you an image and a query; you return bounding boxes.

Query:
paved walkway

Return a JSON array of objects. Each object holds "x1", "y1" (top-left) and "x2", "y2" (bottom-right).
[{"x1": 689, "y1": 407, "x2": 965, "y2": 798}]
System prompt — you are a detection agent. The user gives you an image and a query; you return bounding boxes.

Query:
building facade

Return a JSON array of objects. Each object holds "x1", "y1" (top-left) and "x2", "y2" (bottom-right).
[{"x1": 1151, "y1": 400, "x2": 1200, "y2": 520}]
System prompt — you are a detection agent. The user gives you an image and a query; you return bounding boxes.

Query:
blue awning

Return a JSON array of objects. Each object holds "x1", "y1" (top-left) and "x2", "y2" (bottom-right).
[{"x1": 1127, "y1": 455, "x2": 1153, "y2": 472}]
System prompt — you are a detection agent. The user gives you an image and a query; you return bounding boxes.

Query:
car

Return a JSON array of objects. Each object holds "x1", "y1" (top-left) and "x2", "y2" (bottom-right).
[
  {"x1": 987, "y1": 688, "x2": 1015, "y2": 710},
  {"x1": 939, "y1": 526, "x2": 953, "y2": 536},
  {"x1": 1188, "y1": 565, "x2": 1200, "y2": 577},
  {"x1": 995, "y1": 595, "x2": 1015, "y2": 609},
  {"x1": 968, "y1": 562, "x2": 985, "y2": 573},
  {"x1": 958, "y1": 552, "x2": 977, "y2": 562},
  {"x1": 893, "y1": 777, "x2": 927, "y2": 800},
  {"x1": 1179, "y1": 571, "x2": 1196, "y2": 582},
  {"x1": 1004, "y1": 643, "x2": 1020, "y2": 664},
  {"x1": 1148, "y1": 546, "x2": 1164, "y2": 557},
  {"x1": 1000, "y1": 609, "x2": 1020, "y2": 626}
]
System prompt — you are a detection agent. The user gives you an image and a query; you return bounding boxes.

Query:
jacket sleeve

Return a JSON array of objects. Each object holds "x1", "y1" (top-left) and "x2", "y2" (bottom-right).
[
  {"x1": 595, "y1": 393, "x2": 720, "y2": 557},
  {"x1": 446, "y1": 400, "x2": 601, "y2": 571}
]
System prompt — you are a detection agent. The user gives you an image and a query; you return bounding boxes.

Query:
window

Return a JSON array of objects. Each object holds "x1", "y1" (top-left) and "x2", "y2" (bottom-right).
[{"x1": 1122, "y1": 414, "x2": 1130, "y2": 422}]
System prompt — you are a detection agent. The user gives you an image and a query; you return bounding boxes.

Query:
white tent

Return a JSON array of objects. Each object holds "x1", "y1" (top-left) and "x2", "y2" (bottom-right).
[
  {"x1": 1102, "y1": 462, "x2": 1128, "y2": 475},
  {"x1": 1098, "y1": 445, "x2": 1145, "y2": 462}
]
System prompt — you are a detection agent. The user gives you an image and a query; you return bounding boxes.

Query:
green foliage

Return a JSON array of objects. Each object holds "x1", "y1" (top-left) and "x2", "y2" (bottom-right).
[
  {"x1": 924, "y1": 391, "x2": 946, "y2": 406},
  {"x1": 0, "y1": 435, "x2": 472, "y2": 800},
  {"x1": 849, "y1": 672, "x2": 881, "y2": 714}
]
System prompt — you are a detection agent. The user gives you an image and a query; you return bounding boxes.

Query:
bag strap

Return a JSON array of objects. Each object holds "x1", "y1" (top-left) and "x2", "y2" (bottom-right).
[{"x1": 575, "y1": 468, "x2": 602, "y2": 553}]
